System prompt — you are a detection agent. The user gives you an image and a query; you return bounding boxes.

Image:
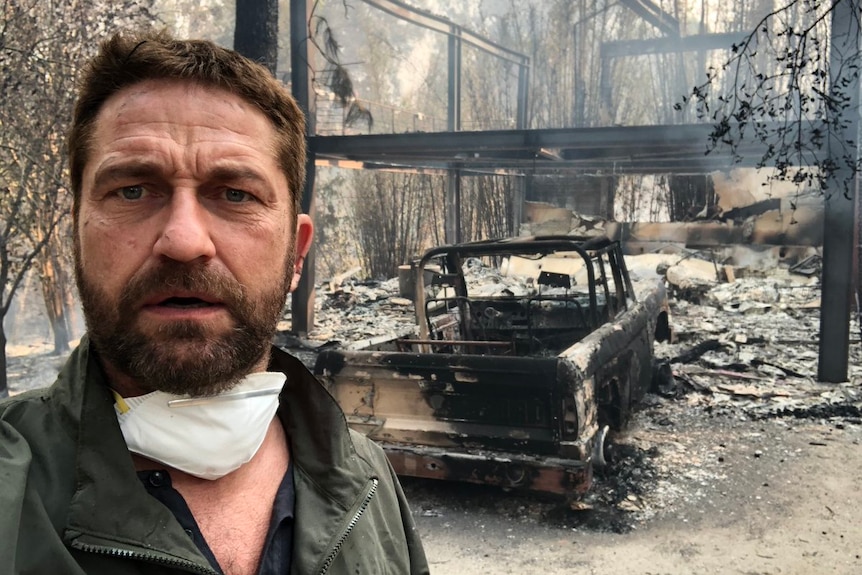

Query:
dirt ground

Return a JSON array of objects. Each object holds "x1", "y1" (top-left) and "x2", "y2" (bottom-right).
[{"x1": 405, "y1": 398, "x2": 862, "y2": 575}]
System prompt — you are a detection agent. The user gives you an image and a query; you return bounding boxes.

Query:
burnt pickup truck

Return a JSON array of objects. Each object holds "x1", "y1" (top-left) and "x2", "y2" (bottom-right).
[{"x1": 314, "y1": 235, "x2": 671, "y2": 500}]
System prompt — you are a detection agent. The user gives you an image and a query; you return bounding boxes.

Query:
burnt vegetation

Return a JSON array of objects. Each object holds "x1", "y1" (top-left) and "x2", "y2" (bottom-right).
[
  {"x1": 677, "y1": 0, "x2": 861, "y2": 198},
  {"x1": 309, "y1": 0, "x2": 373, "y2": 131},
  {"x1": 0, "y1": 0, "x2": 155, "y2": 396}
]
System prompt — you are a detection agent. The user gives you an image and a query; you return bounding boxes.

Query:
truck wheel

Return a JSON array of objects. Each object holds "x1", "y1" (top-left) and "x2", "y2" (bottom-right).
[{"x1": 592, "y1": 424, "x2": 610, "y2": 468}]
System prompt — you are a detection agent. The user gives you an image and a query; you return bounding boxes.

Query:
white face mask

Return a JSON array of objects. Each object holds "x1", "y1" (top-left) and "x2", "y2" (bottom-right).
[{"x1": 114, "y1": 372, "x2": 285, "y2": 480}]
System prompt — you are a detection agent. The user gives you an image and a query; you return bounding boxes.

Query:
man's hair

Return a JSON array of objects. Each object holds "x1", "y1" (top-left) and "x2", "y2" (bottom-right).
[{"x1": 68, "y1": 29, "x2": 307, "y2": 217}]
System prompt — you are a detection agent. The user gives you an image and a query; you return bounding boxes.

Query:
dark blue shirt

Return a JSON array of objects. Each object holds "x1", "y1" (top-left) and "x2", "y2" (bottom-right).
[{"x1": 138, "y1": 464, "x2": 295, "y2": 575}]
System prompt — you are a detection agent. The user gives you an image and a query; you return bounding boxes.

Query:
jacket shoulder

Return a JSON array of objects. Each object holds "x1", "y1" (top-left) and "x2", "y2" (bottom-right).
[
  {"x1": 0, "y1": 386, "x2": 63, "y2": 436},
  {"x1": 347, "y1": 428, "x2": 391, "y2": 470}
]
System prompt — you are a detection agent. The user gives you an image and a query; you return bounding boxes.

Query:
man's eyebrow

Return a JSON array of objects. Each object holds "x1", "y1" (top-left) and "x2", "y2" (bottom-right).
[
  {"x1": 92, "y1": 162, "x2": 162, "y2": 185},
  {"x1": 207, "y1": 166, "x2": 268, "y2": 184},
  {"x1": 92, "y1": 164, "x2": 269, "y2": 186}
]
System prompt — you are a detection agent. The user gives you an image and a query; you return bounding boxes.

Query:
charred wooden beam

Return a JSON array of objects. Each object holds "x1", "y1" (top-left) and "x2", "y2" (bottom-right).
[
  {"x1": 619, "y1": 0, "x2": 680, "y2": 37},
  {"x1": 311, "y1": 123, "x2": 785, "y2": 173},
  {"x1": 601, "y1": 33, "x2": 747, "y2": 59}
]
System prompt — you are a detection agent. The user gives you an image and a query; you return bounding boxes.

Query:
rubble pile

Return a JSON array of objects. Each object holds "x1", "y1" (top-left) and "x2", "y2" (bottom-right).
[
  {"x1": 590, "y1": 257, "x2": 861, "y2": 525},
  {"x1": 6, "y1": 248, "x2": 861, "y2": 539},
  {"x1": 301, "y1": 256, "x2": 593, "y2": 346},
  {"x1": 302, "y1": 277, "x2": 416, "y2": 346},
  {"x1": 655, "y1": 273, "x2": 861, "y2": 422}
]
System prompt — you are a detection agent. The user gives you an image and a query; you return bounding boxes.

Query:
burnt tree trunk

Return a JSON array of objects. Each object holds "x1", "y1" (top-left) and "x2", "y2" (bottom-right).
[
  {"x1": 40, "y1": 254, "x2": 70, "y2": 355},
  {"x1": 0, "y1": 327, "x2": 7, "y2": 398},
  {"x1": 668, "y1": 175, "x2": 716, "y2": 221},
  {"x1": 234, "y1": 0, "x2": 279, "y2": 75}
]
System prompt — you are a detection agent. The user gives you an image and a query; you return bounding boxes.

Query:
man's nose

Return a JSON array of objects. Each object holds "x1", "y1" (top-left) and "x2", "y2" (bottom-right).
[{"x1": 152, "y1": 191, "x2": 216, "y2": 263}]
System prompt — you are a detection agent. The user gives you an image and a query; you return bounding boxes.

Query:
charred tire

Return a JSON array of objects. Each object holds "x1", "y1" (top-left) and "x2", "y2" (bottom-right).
[{"x1": 592, "y1": 424, "x2": 610, "y2": 469}]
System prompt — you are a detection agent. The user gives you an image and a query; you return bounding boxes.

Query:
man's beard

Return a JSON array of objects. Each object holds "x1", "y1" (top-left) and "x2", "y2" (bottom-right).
[{"x1": 76, "y1": 256, "x2": 291, "y2": 397}]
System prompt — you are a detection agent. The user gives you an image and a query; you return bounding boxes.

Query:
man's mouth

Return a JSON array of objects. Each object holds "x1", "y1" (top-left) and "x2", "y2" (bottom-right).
[
  {"x1": 144, "y1": 291, "x2": 225, "y2": 311},
  {"x1": 160, "y1": 297, "x2": 216, "y2": 309}
]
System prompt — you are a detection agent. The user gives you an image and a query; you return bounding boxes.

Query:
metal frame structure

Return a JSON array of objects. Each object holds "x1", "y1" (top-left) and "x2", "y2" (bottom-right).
[
  {"x1": 311, "y1": 123, "x2": 773, "y2": 174},
  {"x1": 290, "y1": 0, "x2": 860, "y2": 382}
]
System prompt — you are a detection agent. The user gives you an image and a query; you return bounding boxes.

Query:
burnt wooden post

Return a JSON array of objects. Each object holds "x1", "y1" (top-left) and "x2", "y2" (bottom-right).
[
  {"x1": 445, "y1": 25, "x2": 463, "y2": 245},
  {"x1": 234, "y1": 0, "x2": 278, "y2": 74},
  {"x1": 818, "y1": 0, "x2": 860, "y2": 382},
  {"x1": 290, "y1": 0, "x2": 317, "y2": 335}
]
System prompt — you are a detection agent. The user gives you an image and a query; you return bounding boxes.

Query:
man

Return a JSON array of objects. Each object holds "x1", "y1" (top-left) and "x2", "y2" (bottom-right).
[{"x1": 0, "y1": 29, "x2": 429, "y2": 575}]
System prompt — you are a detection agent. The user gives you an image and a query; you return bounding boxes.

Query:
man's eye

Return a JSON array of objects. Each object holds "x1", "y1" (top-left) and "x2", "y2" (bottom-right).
[
  {"x1": 118, "y1": 186, "x2": 145, "y2": 200},
  {"x1": 225, "y1": 189, "x2": 251, "y2": 202}
]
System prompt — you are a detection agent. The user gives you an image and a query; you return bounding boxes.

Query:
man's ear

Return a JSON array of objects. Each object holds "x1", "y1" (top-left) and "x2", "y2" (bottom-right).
[{"x1": 289, "y1": 214, "x2": 314, "y2": 292}]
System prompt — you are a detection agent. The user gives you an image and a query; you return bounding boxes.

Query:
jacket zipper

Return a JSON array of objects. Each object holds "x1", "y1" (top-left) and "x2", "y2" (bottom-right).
[
  {"x1": 71, "y1": 540, "x2": 219, "y2": 575},
  {"x1": 318, "y1": 477, "x2": 379, "y2": 575}
]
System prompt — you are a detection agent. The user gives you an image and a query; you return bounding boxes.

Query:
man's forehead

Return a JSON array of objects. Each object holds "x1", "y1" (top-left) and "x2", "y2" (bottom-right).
[{"x1": 87, "y1": 80, "x2": 279, "y2": 167}]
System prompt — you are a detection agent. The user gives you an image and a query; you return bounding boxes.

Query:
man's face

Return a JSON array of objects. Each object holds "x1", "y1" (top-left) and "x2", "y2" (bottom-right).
[{"x1": 75, "y1": 79, "x2": 312, "y2": 396}]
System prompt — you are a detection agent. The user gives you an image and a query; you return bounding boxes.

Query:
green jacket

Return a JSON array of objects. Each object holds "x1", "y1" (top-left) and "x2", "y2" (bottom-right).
[{"x1": 0, "y1": 338, "x2": 429, "y2": 575}]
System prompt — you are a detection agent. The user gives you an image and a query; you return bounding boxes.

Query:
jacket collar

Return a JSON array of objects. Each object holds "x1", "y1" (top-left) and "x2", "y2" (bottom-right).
[
  {"x1": 60, "y1": 339, "x2": 373, "y2": 566},
  {"x1": 271, "y1": 347, "x2": 373, "y2": 506},
  {"x1": 268, "y1": 348, "x2": 381, "y2": 574},
  {"x1": 62, "y1": 337, "x2": 208, "y2": 567}
]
